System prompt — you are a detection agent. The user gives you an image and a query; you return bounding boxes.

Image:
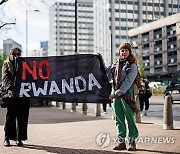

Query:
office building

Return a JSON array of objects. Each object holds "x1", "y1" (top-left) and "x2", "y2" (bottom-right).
[
  {"x1": 49, "y1": 0, "x2": 93, "y2": 56},
  {"x1": 3, "y1": 39, "x2": 22, "y2": 55},
  {"x1": 93, "y1": 0, "x2": 180, "y2": 65},
  {"x1": 40, "y1": 41, "x2": 48, "y2": 50},
  {"x1": 129, "y1": 13, "x2": 180, "y2": 83}
]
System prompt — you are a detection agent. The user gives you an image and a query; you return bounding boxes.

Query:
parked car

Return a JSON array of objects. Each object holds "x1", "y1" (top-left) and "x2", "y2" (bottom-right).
[
  {"x1": 164, "y1": 71, "x2": 180, "y2": 103},
  {"x1": 149, "y1": 82, "x2": 163, "y2": 89}
]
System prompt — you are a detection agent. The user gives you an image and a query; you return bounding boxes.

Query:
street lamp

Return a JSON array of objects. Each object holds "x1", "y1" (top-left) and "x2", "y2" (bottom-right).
[
  {"x1": 26, "y1": 10, "x2": 28, "y2": 57},
  {"x1": 25, "y1": 9, "x2": 40, "y2": 57},
  {"x1": 75, "y1": 0, "x2": 77, "y2": 53}
]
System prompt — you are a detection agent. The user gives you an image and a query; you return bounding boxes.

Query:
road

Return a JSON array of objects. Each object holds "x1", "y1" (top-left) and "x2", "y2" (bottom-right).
[
  {"x1": 0, "y1": 96, "x2": 180, "y2": 127},
  {"x1": 63, "y1": 96, "x2": 180, "y2": 128},
  {"x1": 142, "y1": 95, "x2": 180, "y2": 128}
]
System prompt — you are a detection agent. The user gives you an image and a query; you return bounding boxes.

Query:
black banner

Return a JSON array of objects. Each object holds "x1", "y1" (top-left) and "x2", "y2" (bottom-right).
[{"x1": 14, "y1": 54, "x2": 111, "y2": 103}]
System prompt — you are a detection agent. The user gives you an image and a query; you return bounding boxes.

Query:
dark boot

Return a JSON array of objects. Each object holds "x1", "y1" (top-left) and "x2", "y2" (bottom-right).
[
  {"x1": 128, "y1": 140, "x2": 136, "y2": 151},
  {"x1": 113, "y1": 139, "x2": 126, "y2": 150},
  {"x1": 16, "y1": 140, "x2": 24, "y2": 147}
]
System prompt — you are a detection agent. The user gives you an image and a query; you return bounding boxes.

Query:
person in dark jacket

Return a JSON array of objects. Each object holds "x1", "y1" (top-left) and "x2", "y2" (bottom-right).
[
  {"x1": 138, "y1": 78, "x2": 151, "y2": 117},
  {"x1": 1, "y1": 47, "x2": 30, "y2": 147}
]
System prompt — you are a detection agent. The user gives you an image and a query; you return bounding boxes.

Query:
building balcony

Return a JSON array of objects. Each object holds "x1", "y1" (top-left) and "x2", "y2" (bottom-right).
[
  {"x1": 167, "y1": 45, "x2": 177, "y2": 52},
  {"x1": 142, "y1": 38, "x2": 149, "y2": 44},
  {"x1": 154, "y1": 33, "x2": 162, "y2": 40},
  {"x1": 142, "y1": 50, "x2": 149, "y2": 55}
]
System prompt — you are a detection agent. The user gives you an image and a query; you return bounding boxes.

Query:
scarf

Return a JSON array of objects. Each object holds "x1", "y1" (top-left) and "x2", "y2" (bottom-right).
[
  {"x1": 114, "y1": 58, "x2": 139, "y2": 113},
  {"x1": 115, "y1": 59, "x2": 122, "y2": 90},
  {"x1": 115, "y1": 59, "x2": 130, "y2": 89}
]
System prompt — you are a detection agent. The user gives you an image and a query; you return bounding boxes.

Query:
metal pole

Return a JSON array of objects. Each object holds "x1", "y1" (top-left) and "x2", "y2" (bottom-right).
[
  {"x1": 75, "y1": 0, "x2": 77, "y2": 53},
  {"x1": 26, "y1": 10, "x2": 28, "y2": 57},
  {"x1": 110, "y1": 0, "x2": 115, "y2": 64},
  {"x1": 111, "y1": 33, "x2": 113, "y2": 64}
]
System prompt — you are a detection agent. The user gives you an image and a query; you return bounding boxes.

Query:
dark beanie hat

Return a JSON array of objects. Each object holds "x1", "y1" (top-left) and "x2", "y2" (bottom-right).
[
  {"x1": 10, "y1": 47, "x2": 22, "y2": 53},
  {"x1": 119, "y1": 42, "x2": 131, "y2": 53}
]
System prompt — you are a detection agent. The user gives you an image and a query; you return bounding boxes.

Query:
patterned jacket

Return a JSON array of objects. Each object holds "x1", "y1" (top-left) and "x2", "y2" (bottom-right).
[{"x1": 1, "y1": 57, "x2": 15, "y2": 92}]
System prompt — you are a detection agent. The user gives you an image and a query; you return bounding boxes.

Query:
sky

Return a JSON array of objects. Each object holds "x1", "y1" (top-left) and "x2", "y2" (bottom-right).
[{"x1": 0, "y1": 0, "x2": 50, "y2": 56}]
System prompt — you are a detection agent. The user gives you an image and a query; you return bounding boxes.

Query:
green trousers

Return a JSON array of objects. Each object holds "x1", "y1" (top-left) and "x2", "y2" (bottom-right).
[{"x1": 112, "y1": 97, "x2": 139, "y2": 140}]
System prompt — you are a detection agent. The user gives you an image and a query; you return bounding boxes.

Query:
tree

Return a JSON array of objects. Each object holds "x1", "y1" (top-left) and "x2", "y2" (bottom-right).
[
  {"x1": 135, "y1": 54, "x2": 146, "y2": 78},
  {"x1": 0, "y1": 0, "x2": 16, "y2": 30},
  {"x1": 0, "y1": 0, "x2": 8, "y2": 5},
  {"x1": 0, "y1": 22, "x2": 16, "y2": 29},
  {"x1": 0, "y1": 53, "x2": 7, "y2": 81}
]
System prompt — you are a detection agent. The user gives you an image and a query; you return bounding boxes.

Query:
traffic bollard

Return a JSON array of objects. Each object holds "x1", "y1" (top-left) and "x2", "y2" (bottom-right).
[
  {"x1": 135, "y1": 95, "x2": 141, "y2": 123},
  {"x1": 82, "y1": 103, "x2": 87, "y2": 115},
  {"x1": 61, "y1": 102, "x2": 66, "y2": 109},
  {"x1": 95, "y1": 103, "x2": 101, "y2": 117},
  {"x1": 71, "y1": 103, "x2": 76, "y2": 112},
  {"x1": 56, "y1": 101, "x2": 61, "y2": 108},
  {"x1": 163, "y1": 95, "x2": 174, "y2": 130}
]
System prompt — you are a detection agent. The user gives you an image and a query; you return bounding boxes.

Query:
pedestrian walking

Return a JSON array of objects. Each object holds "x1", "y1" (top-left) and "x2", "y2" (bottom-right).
[
  {"x1": 138, "y1": 78, "x2": 152, "y2": 117},
  {"x1": 102, "y1": 102, "x2": 111, "y2": 114},
  {"x1": 99, "y1": 42, "x2": 140, "y2": 151},
  {"x1": 1, "y1": 47, "x2": 30, "y2": 147}
]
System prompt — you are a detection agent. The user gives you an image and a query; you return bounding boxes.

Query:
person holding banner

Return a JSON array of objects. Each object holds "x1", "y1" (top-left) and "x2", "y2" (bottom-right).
[
  {"x1": 102, "y1": 42, "x2": 139, "y2": 151},
  {"x1": 1, "y1": 47, "x2": 30, "y2": 147}
]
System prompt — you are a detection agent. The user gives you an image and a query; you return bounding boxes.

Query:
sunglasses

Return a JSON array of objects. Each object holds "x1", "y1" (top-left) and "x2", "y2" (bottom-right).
[{"x1": 12, "y1": 53, "x2": 21, "y2": 56}]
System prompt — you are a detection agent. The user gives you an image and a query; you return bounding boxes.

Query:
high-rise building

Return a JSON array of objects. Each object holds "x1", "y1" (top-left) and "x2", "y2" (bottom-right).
[
  {"x1": 49, "y1": 0, "x2": 93, "y2": 56},
  {"x1": 40, "y1": 41, "x2": 48, "y2": 50},
  {"x1": 3, "y1": 39, "x2": 22, "y2": 55},
  {"x1": 93, "y1": 0, "x2": 180, "y2": 65},
  {"x1": 40, "y1": 41, "x2": 48, "y2": 57},
  {"x1": 129, "y1": 13, "x2": 180, "y2": 83}
]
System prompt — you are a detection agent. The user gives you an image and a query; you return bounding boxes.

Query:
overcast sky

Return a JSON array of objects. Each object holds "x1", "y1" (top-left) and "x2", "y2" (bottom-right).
[
  {"x1": 0, "y1": 0, "x2": 77, "y2": 56},
  {"x1": 0, "y1": 0, "x2": 50, "y2": 56}
]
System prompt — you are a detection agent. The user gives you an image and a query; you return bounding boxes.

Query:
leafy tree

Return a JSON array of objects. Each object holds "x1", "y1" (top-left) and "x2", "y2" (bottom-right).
[
  {"x1": 135, "y1": 54, "x2": 146, "y2": 78},
  {"x1": 0, "y1": 53, "x2": 7, "y2": 81}
]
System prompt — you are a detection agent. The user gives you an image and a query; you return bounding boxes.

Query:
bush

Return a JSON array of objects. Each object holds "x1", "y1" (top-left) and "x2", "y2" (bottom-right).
[{"x1": 150, "y1": 86, "x2": 165, "y2": 96}]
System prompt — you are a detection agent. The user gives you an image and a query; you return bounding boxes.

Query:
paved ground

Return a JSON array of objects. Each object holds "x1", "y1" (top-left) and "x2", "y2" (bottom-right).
[
  {"x1": 0, "y1": 106, "x2": 180, "y2": 154},
  {"x1": 0, "y1": 96, "x2": 180, "y2": 153}
]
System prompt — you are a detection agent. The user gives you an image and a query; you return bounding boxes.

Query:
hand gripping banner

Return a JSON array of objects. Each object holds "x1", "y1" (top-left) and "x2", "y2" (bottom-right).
[{"x1": 13, "y1": 54, "x2": 111, "y2": 103}]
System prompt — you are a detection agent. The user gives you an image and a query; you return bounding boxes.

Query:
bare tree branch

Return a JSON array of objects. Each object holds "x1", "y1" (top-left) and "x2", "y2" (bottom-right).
[
  {"x1": 0, "y1": 0, "x2": 8, "y2": 5},
  {"x1": 0, "y1": 22, "x2": 15, "y2": 29}
]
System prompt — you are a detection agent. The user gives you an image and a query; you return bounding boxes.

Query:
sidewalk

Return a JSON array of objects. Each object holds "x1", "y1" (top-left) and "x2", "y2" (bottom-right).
[
  {"x1": 0, "y1": 107, "x2": 180, "y2": 154},
  {"x1": 60, "y1": 95, "x2": 180, "y2": 128}
]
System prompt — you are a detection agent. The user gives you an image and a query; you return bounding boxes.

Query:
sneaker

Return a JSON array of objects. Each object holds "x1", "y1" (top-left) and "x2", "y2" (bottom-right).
[
  {"x1": 140, "y1": 112, "x2": 144, "y2": 117},
  {"x1": 144, "y1": 110, "x2": 148, "y2": 116},
  {"x1": 4, "y1": 140, "x2": 10, "y2": 147}
]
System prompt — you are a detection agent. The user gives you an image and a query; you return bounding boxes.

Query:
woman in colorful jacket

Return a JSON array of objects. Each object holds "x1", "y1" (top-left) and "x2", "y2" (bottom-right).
[
  {"x1": 1, "y1": 47, "x2": 30, "y2": 147},
  {"x1": 105, "y1": 42, "x2": 139, "y2": 151}
]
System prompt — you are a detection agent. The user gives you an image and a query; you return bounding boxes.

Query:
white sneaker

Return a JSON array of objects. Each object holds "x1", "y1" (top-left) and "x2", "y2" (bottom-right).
[
  {"x1": 141, "y1": 112, "x2": 144, "y2": 117},
  {"x1": 144, "y1": 110, "x2": 148, "y2": 116}
]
